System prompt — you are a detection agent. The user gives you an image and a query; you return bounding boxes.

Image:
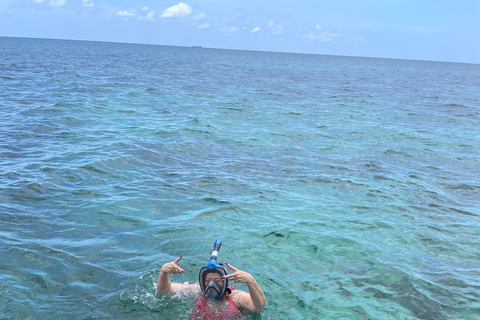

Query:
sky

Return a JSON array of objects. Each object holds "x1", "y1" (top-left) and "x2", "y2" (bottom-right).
[{"x1": 1, "y1": 0, "x2": 479, "y2": 64}]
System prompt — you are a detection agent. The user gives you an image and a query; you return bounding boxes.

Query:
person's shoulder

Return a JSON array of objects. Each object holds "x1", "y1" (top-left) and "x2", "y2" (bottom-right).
[{"x1": 171, "y1": 282, "x2": 201, "y2": 297}]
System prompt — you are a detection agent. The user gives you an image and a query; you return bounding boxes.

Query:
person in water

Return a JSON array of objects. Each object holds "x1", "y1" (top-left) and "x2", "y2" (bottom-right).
[{"x1": 157, "y1": 240, "x2": 266, "y2": 318}]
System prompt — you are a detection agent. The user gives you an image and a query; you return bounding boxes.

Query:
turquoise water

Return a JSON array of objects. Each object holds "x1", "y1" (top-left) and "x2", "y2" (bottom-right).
[{"x1": 1, "y1": 36, "x2": 479, "y2": 319}]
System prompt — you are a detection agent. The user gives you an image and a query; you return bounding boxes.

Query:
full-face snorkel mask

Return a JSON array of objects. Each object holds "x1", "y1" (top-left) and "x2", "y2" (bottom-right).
[{"x1": 198, "y1": 239, "x2": 229, "y2": 301}]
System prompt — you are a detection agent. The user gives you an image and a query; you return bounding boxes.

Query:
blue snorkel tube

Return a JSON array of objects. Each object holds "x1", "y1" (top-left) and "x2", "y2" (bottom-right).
[
  {"x1": 199, "y1": 239, "x2": 229, "y2": 300},
  {"x1": 206, "y1": 239, "x2": 223, "y2": 269}
]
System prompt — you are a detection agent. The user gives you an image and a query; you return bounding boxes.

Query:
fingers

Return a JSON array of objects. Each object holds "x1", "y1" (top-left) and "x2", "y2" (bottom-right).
[
  {"x1": 173, "y1": 256, "x2": 184, "y2": 273},
  {"x1": 162, "y1": 256, "x2": 184, "y2": 274},
  {"x1": 173, "y1": 256, "x2": 183, "y2": 265},
  {"x1": 223, "y1": 273, "x2": 244, "y2": 283},
  {"x1": 174, "y1": 266, "x2": 185, "y2": 274},
  {"x1": 224, "y1": 263, "x2": 241, "y2": 282},
  {"x1": 225, "y1": 262, "x2": 237, "y2": 271}
]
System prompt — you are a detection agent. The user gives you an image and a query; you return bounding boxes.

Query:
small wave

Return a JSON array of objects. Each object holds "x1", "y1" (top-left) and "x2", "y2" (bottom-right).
[
  {"x1": 383, "y1": 149, "x2": 413, "y2": 158},
  {"x1": 21, "y1": 106, "x2": 63, "y2": 114},
  {"x1": 95, "y1": 210, "x2": 144, "y2": 228},
  {"x1": 71, "y1": 189, "x2": 103, "y2": 197},
  {"x1": 189, "y1": 206, "x2": 237, "y2": 222},
  {"x1": 441, "y1": 183, "x2": 479, "y2": 191},
  {"x1": 283, "y1": 112, "x2": 302, "y2": 116},
  {"x1": 9, "y1": 182, "x2": 61, "y2": 202},
  {"x1": 223, "y1": 106, "x2": 246, "y2": 113},
  {"x1": 145, "y1": 88, "x2": 162, "y2": 94},
  {"x1": 449, "y1": 207, "x2": 478, "y2": 217},
  {"x1": 152, "y1": 130, "x2": 176, "y2": 137},
  {"x1": 115, "y1": 108, "x2": 136, "y2": 114},
  {"x1": 199, "y1": 197, "x2": 230, "y2": 204},
  {"x1": 263, "y1": 231, "x2": 286, "y2": 238},
  {"x1": 443, "y1": 103, "x2": 468, "y2": 108},
  {"x1": 80, "y1": 164, "x2": 110, "y2": 176},
  {"x1": 181, "y1": 128, "x2": 212, "y2": 135},
  {"x1": 53, "y1": 102, "x2": 81, "y2": 109},
  {"x1": 372, "y1": 174, "x2": 395, "y2": 181}
]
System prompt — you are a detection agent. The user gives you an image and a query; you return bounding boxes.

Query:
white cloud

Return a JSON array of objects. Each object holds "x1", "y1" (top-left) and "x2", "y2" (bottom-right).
[
  {"x1": 140, "y1": 11, "x2": 155, "y2": 21},
  {"x1": 33, "y1": 0, "x2": 44, "y2": 3},
  {"x1": 49, "y1": 0, "x2": 66, "y2": 7},
  {"x1": 267, "y1": 20, "x2": 283, "y2": 35},
  {"x1": 193, "y1": 12, "x2": 206, "y2": 21},
  {"x1": 304, "y1": 25, "x2": 340, "y2": 42},
  {"x1": 82, "y1": 0, "x2": 94, "y2": 7},
  {"x1": 251, "y1": 27, "x2": 260, "y2": 33},
  {"x1": 272, "y1": 25, "x2": 283, "y2": 35},
  {"x1": 160, "y1": 2, "x2": 192, "y2": 18},
  {"x1": 198, "y1": 23, "x2": 210, "y2": 29},
  {"x1": 220, "y1": 26, "x2": 239, "y2": 32},
  {"x1": 116, "y1": 9, "x2": 136, "y2": 17},
  {"x1": 142, "y1": 7, "x2": 149, "y2": 11}
]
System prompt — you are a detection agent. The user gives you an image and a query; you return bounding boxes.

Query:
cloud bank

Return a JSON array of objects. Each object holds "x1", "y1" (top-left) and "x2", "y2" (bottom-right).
[{"x1": 116, "y1": 10, "x2": 136, "y2": 17}]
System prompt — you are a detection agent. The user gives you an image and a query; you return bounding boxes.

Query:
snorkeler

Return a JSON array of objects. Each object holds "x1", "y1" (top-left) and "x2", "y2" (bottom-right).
[{"x1": 157, "y1": 240, "x2": 266, "y2": 319}]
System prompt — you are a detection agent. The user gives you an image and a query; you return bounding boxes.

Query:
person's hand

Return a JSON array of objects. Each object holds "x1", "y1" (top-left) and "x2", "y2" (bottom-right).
[
  {"x1": 222, "y1": 262, "x2": 254, "y2": 284},
  {"x1": 161, "y1": 256, "x2": 185, "y2": 274}
]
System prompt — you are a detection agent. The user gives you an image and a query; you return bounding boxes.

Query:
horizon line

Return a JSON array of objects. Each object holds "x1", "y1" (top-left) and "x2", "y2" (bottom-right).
[{"x1": 1, "y1": 35, "x2": 478, "y2": 66}]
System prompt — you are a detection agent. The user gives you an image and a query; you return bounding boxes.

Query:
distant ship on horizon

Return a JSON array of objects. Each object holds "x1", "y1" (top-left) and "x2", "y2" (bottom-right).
[{"x1": 192, "y1": 45, "x2": 202, "y2": 48}]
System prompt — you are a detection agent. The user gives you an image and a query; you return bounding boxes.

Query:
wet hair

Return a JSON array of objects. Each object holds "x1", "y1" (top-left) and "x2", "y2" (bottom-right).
[{"x1": 205, "y1": 270, "x2": 222, "y2": 276}]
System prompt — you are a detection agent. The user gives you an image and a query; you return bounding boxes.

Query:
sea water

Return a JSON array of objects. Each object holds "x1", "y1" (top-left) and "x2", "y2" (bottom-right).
[{"x1": 1, "y1": 37, "x2": 479, "y2": 320}]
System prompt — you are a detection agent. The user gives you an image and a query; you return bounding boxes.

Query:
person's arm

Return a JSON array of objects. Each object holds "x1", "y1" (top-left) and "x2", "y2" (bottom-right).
[
  {"x1": 223, "y1": 262, "x2": 266, "y2": 313},
  {"x1": 157, "y1": 256, "x2": 187, "y2": 293}
]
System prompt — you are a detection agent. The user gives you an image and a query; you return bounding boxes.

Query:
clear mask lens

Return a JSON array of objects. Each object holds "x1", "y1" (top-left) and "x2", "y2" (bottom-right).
[{"x1": 204, "y1": 280, "x2": 223, "y2": 299}]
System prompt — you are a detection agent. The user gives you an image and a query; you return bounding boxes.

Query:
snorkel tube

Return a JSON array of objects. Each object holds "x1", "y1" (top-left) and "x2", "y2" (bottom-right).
[
  {"x1": 199, "y1": 239, "x2": 229, "y2": 300},
  {"x1": 206, "y1": 239, "x2": 223, "y2": 269}
]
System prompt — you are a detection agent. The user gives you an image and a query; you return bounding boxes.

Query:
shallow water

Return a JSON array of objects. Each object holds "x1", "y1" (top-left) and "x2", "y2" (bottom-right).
[{"x1": 1, "y1": 37, "x2": 480, "y2": 319}]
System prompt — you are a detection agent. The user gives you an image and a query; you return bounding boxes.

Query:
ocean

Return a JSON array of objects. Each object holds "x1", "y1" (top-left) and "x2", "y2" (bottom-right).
[{"x1": 0, "y1": 36, "x2": 479, "y2": 319}]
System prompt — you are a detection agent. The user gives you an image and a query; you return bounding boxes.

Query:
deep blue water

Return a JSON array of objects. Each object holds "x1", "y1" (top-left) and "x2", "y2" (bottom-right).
[{"x1": 1, "y1": 36, "x2": 480, "y2": 319}]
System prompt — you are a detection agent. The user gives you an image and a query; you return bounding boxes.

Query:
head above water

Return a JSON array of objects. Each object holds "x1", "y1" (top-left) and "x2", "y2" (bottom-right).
[
  {"x1": 204, "y1": 270, "x2": 223, "y2": 286},
  {"x1": 198, "y1": 239, "x2": 229, "y2": 300}
]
